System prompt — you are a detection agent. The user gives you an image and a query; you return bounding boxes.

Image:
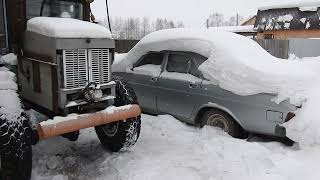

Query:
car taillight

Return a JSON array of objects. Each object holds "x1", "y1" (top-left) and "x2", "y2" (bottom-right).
[{"x1": 285, "y1": 112, "x2": 295, "y2": 122}]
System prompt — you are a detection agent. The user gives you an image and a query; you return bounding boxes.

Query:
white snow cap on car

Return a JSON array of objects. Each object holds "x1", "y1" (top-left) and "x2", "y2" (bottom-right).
[
  {"x1": 27, "y1": 17, "x2": 112, "y2": 39},
  {"x1": 113, "y1": 28, "x2": 320, "y2": 106}
]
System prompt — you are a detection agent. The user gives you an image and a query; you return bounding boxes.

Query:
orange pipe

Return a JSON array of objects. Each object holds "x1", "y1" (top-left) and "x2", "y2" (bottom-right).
[{"x1": 37, "y1": 105, "x2": 141, "y2": 140}]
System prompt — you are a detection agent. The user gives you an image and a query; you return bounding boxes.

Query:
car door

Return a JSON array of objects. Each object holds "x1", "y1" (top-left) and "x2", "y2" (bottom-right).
[
  {"x1": 157, "y1": 51, "x2": 205, "y2": 121},
  {"x1": 124, "y1": 52, "x2": 165, "y2": 114}
]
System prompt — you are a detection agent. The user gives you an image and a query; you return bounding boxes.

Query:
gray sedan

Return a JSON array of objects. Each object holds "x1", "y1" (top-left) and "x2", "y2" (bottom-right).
[{"x1": 113, "y1": 50, "x2": 297, "y2": 138}]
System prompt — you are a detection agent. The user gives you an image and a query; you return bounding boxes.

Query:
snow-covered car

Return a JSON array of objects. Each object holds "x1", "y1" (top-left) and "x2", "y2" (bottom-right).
[{"x1": 113, "y1": 29, "x2": 318, "y2": 138}]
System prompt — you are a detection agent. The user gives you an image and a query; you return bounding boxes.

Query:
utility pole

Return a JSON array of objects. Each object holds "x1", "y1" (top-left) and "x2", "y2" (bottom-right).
[{"x1": 236, "y1": 13, "x2": 239, "y2": 26}]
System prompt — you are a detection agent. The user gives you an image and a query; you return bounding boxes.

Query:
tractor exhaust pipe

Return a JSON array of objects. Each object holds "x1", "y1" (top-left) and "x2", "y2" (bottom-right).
[{"x1": 37, "y1": 105, "x2": 141, "y2": 140}]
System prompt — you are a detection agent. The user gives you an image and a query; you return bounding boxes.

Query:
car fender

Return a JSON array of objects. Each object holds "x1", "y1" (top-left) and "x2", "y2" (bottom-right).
[{"x1": 193, "y1": 102, "x2": 245, "y2": 128}]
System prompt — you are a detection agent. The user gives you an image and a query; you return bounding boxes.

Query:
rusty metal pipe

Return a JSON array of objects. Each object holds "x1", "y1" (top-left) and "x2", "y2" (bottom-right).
[{"x1": 37, "y1": 105, "x2": 141, "y2": 140}]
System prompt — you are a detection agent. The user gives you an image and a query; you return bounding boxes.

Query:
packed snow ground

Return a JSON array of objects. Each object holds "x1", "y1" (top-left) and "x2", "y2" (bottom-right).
[{"x1": 29, "y1": 111, "x2": 320, "y2": 180}]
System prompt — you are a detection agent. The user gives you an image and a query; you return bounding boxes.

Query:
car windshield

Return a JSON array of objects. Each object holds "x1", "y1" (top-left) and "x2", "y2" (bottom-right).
[{"x1": 26, "y1": 0, "x2": 83, "y2": 20}]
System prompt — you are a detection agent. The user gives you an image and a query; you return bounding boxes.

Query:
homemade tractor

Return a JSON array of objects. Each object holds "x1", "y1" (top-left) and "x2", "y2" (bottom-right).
[{"x1": 0, "y1": 0, "x2": 141, "y2": 179}]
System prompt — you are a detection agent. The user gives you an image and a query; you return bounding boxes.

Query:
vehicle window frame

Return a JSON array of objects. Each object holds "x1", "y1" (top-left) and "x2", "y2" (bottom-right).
[
  {"x1": 133, "y1": 51, "x2": 166, "y2": 69},
  {"x1": 26, "y1": 0, "x2": 84, "y2": 20},
  {"x1": 164, "y1": 51, "x2": 206, "y2": 79}
]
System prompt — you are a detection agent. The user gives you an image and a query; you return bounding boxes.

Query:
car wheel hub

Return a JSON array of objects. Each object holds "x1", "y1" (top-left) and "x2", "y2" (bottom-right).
[
  {"x1": 102, "y1": 122, "x2": 119, "y2": 136},
  {"x1": 207, "y1": 114, "x2": 229, "y2": 132}
]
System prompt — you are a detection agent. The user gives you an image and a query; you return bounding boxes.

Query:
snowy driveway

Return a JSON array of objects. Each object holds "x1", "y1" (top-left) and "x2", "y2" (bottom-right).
[{"x1": 29, "y1": 112, "x2": 320, "y2": 180}]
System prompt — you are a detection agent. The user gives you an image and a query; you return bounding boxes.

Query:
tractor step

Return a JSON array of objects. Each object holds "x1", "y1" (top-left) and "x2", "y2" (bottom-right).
[{"x1": 36, "y1": 105, "x2": 141, "y2": 140}]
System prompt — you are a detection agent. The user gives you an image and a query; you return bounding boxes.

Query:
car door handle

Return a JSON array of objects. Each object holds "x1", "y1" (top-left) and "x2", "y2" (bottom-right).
[
  {"x1": 151, "y1": 77, "x2": 158, "y2": 82},
  {"x1": 189, "y1": 83, "x2": 198, "y2": 89}
]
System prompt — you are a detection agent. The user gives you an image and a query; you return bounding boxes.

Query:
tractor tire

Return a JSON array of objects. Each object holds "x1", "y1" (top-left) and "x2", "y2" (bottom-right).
[
  {"x1": 0, "y1": 112, "x2": 33, "y2": 180},
  {"x1": 200, "y1": 109, "x2": 247, "y2": 139},
  {"x1": 95, "y1": 80, "x2": 141, "y2": 152}
]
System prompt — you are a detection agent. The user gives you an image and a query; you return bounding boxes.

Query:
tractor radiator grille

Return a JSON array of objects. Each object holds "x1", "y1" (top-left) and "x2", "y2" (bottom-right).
[
  {"x1": 89, "y1": 49, "x2": 110, "y2": 84},
  {"x1": 63, "y1": 49, "x2": 88, "y2": 89},
  {"x1": 63, "y1": 49, "x2": 110, "y2": 89}
]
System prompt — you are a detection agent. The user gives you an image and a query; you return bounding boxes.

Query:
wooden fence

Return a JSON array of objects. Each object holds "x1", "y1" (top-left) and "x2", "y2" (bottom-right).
[
  {"x1": 115, "y1": 40, "x2": 139, "y2": 53},
  {"x1": 255, "y1": 39, "x2": 289, "y2": 59}
]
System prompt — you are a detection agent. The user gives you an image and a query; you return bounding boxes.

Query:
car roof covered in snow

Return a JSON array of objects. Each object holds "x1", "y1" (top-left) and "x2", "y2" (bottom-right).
[
  {"x1": 113, "y1": 28, "x2": 320, "y2": 106},
  {"x1": 27, "y1": 17, "x2": 112, "y2": 39}
]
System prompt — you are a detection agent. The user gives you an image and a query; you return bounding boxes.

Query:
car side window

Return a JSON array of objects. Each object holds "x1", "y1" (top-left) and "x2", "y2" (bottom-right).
[
  {"x1": 135, "y1": 52, "x2": 164, "y2": 67},
  {"x1": 188, "y1": 54, "x2": 207, "y2": 78},
  {"x1": 166, "y1": 53, "x2": 191, "y2": 73},
  {"x1": 167, "y1": 52, "x2": 206, "y2": 79}
]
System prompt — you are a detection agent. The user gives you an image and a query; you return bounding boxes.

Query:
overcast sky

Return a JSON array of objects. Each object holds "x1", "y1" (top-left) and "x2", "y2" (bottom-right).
[{"x1": 91, "y1": 0, "x2": 313, "y2": 27}]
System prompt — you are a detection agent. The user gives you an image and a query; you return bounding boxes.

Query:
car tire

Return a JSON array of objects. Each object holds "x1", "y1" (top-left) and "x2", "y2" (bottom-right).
[
  {"x1": 0, "y1": 112, "x2": 33, "y2": 180},
  {"x1": 200, "y1": 109, "x2": 247, "y2": 138},
  {"x1": 95, "y1": 80, "x2": 141, "y2": 152}
]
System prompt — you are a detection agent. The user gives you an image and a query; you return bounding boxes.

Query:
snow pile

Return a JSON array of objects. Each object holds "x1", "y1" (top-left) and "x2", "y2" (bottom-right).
[
  {"x1": 114, "y1": 53, "x2": 128, "y2": 65},
  {"x1": 31, "y1": 113, "x2": 320, "y2": 180},
  {"x1": 283, "y1": 84, "x2": 320, "y2": 148},
  {"x1": 27, "y1": 17, "x2": 112, "y2": 39},
  {"x1": 0, "y1": 53, "x2": 18, "y2": 66},
  {"x1": 0, "y1": 67, "x2": 23, "y2": 122},
  {"x1": 113, "y1": 28, "x2": 320, "y2": 106}
]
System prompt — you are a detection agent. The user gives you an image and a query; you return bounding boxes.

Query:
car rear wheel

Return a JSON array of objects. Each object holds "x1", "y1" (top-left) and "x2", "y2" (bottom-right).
[{"x1": 200, "y1": 109, "x2": 247, "y2": 138}]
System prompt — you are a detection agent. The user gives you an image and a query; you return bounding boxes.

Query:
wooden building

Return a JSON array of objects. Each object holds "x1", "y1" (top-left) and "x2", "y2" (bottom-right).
[{"x1": 255, "y1": 2, "x2": 320, "y2": 39}]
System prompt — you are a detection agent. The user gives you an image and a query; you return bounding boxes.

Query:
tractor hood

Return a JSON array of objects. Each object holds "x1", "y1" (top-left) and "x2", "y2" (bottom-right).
[{"x1": 27, "y1": 17, "x2": 112, "y2": 39}]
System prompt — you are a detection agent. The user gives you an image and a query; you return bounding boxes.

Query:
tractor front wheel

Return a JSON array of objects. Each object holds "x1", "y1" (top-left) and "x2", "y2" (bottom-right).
[
  {"x1": 95, "y1": 80, "x2": 141, "y2": 152},
  {"x1": 0, "y1": 112, "x2": 33, "y2": 180}
]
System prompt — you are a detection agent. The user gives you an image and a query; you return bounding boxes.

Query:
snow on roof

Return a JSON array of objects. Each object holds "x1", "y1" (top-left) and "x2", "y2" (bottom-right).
[
  {"x1": 259, "y1": 1, "x2": 320, "y2": 11},
  {"x1": 113, "y1": 28, "x2": 320, "y2": 106},
  {"x1": 209, "y1": 25, "x2": 256, "y2": 33},
  {"x1": 27, "y1": 17, "x2": 112, "y2": 39}
]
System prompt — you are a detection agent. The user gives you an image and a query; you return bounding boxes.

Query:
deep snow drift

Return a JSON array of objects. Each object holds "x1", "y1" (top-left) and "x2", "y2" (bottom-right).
[
  {"x1": 29, "y1": 113, "x2": 320, "y2": 180},
  {"x1": 27, "y1": 17, "x2": 112, "y2": 38},
  {"x1": 0, "y1": 62, "x2": 23, "y2": 122},
  {"x1": 113, "y1": 29, "x2": 320, "y2": 106}
]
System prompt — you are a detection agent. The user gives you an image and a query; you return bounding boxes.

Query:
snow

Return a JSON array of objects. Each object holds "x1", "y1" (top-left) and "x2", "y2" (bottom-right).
[
  {"x1": 259, "y1": 1, "x2": 320, "y2": 11},
  {"x1": 0, "y1": 66, "x2": 23, "y2": 122},
  {"x1": 114, "y1": 53, "x2": 128, "y2": 65},
  {"x1": 27, "y1": 17, "x2": 112, "y2": 39},
  {"x1": 0, "y1": 53, "x2": 18, "y2": 66},
  {"x1": 300, "y1": 18, "x2": 307, "y2": 23},
  {"x1": 209, "y1": 25, "x2": 256, "y2": 33},
  {"x1": 161, "y1": 72, "x2": 202, "y2": 83},
  {"x1": 283, "y1": 84, "x2": 320, "y2": 148},
  {"x1": 277, "y1": 14, "x2": 294, "y2": 22},
  {"x1": 40, "y1": 105, "x2": 133, "y2": 126},
  {"x1": 113, "y1": 28, "x2": 320, "y2": 106},
  {"x1": 28, "y1": 111, "x2": 320, "y2": 180},
  {"x1": 306, "y1": 21, "x2": 311, "y2": 29},
  {"x1": 126, "y1": 64, "x2": 162, "y2": 77}
]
